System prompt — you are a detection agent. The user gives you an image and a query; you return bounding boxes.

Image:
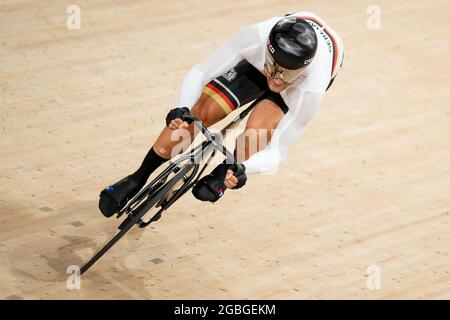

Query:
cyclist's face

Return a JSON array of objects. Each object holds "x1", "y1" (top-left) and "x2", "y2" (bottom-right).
[
  {"x1": 264, "y1": 67, "x2": 291, "y2": 92},
  {"x1": 264, "y1": 46, "x2": 306, "y2": 92}
]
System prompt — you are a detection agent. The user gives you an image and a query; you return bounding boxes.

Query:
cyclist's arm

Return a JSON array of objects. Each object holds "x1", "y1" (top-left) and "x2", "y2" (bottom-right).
[
  {"x1": 242, "y1": 91, "x2": 324, "y2": 174},
  {"x1": 178, "y1": 25, "x2": 261, "y2": 109}
]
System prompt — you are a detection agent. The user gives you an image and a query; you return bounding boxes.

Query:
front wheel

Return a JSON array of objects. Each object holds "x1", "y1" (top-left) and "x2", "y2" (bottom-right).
[{"x1": 80, "y1": 161, "x2": 195, "y2": 274}]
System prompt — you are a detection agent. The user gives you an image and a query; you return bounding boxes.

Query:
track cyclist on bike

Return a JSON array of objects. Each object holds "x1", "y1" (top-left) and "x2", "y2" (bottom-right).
[{"x1": 99, "y1": 11, "x2": 345, "y2": 217}]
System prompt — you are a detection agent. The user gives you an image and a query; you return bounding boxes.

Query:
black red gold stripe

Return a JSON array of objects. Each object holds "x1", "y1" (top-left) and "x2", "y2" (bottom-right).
[{"x1": 203, "y1": 82, "x2": 237, "y2": 114}]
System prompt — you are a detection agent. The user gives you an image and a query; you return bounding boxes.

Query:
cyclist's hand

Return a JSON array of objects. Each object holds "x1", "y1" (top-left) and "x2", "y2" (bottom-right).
[
  {"x1": 168, "y1": 118, "x2": 189, "y2": 130},
  {"x1": 166, "y1": 107, "x2": 190, "y2": 130},
  {"x1": 224, "y1": 169, "x2": 238, "y2": 188},
  {"x1": 224, "y1": 164, "x2": 247, "y2": 189}
]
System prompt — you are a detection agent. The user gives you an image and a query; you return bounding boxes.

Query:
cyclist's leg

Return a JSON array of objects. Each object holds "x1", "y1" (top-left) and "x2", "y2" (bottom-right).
[
  {"x1": 192, "y1": 99, "x2": 283, "y2": 202},
  {"x1": 235, "y1": 98, "x2": 285, "y2": 163},
  {"x1": 98, "y1": 94, "x2": 227, "y2": 217},
  {"x1": 192, "y1": 93, "x2": 288, "y2": 202}
]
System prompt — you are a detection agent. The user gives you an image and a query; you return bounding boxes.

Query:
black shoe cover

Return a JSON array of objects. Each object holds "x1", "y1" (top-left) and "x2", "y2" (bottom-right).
[
  {"x1": 99, "y1": 176, "x2": 143, "y2": 217},
  {"x1": 192, "y1": 163, "x2": 228, "y2": 203}
]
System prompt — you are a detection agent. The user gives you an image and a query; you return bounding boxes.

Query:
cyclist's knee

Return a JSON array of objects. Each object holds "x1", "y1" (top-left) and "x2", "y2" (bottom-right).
[{"x1": 245, "y1": 99, "x2": 284, "y2": 130}]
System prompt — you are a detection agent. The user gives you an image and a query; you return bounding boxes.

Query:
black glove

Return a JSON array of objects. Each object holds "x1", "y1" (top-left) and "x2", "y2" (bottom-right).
[
  {"x1": 192, "y1": 162, "x2": 247, "y2": 203},
  {"x1": 165, "y1": 107, "x2": 191, "y2": 127},
  {"x1": 228, "y1": 163, "x2": 247, "y2": 189}
]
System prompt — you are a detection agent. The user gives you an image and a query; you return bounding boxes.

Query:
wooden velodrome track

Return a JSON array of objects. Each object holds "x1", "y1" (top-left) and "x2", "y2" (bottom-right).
[{"x1": 1, "y1": 0, "x2": 449, "y2": 300}]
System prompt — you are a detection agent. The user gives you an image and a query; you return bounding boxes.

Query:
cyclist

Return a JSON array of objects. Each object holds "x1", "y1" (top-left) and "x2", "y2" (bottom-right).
[{"x1": 99, "y1": 11, "x2": 345, "y2": 217}]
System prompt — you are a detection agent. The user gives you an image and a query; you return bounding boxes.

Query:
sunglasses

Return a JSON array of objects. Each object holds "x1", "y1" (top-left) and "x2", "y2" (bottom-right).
[{"x1": 264, "y1": 48, "x2": 306, "y2": 84}]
